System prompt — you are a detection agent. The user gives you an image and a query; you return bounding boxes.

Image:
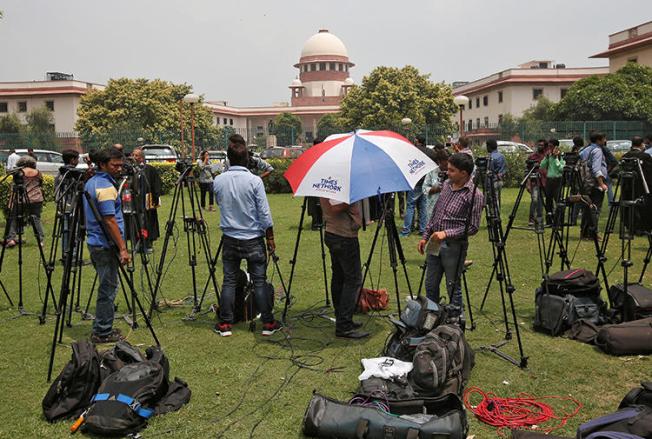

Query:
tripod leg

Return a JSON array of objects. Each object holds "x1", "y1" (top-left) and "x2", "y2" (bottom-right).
[
  {"x1": 389, "y1": 216, "x2": 414, "y2": 299},
  {"x1": 462, "y1": 269, "x2": 475, "y2": 330},
  {"x1": 417, "y1": 259, "x2": 426, "y2": 297},
  {"x1": 385, "y1": 218, "x2": 403, "y2": 315},
  {"x1": 285, "y1": 198, "x2": 308, "y2": 302},
  {"x1": 83, "y1": 272, "x2": 98, "y2": 318},
  {"x1": 0, "y1": 279, "x2": 13, "y2": 307},
  {"x1": 639, "y1": 234, "x2": 652, "y2": 284},
  {"x1": 361, "y1": 202, "x2": 386, "y2": 288}
]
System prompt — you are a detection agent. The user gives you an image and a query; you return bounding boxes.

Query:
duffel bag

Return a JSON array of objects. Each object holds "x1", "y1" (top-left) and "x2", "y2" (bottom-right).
[
  {"x1": 303, "y1": 392, "x2": 468, "y2": 439},
  {"x1": 577, "y1": 405, "x2": 652, "y2": 438},
  {"x1": 595, "y1": 317, "x2": 652, "y2": 356},
  {"x1": 534, "y1": 289, "x2": 605, "y2": 336},
  {"x1": 620, "y1": 383, "x2": 652, "y2": 410},
  {"x1": 544, "y1": 268, "x2": 601, "y2": 297},
  {"x1": 609, "y1": 284, "x2": 652, "y2": 322}
]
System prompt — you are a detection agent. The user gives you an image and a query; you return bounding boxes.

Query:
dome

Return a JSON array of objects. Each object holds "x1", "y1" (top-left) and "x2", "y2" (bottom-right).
[
  {"x1": 291, "y1": 78, "x2": 303, "y2": 87},
  {"x1": 300, "y1": 29, "x2": 348, "y2": 58}
]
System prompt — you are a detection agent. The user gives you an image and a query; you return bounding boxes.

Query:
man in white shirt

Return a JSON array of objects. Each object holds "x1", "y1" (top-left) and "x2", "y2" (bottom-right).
[{"x1": 6, "y1": 149, "x2": 20, "y2": 170}]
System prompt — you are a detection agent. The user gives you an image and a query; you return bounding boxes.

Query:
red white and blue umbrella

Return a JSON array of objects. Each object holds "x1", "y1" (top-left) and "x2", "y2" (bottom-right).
[{"x1": 284, "y1": 130, "x2": 436, "y2": 204}]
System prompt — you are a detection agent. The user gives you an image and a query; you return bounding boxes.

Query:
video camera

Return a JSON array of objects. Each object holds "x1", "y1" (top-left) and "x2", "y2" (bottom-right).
[
  {"x1": 526, "y1": 158, "x2": 539, "y2": 171},
  {"x1": 563, "y1": 152, "x2": 579, "y2": 167},
  {"x1": 175, "y1": 158, "x2": 194, "y2": 174},
  {"x1": 475, "y1": 157, "x2": 488, "y2": 172}
]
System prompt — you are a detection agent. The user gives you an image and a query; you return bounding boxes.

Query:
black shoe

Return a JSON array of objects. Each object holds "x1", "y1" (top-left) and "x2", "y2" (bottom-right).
[
  {"x1": 351, "y1": 321, "x2": 364, "y2": 330},
  {"x1": 336, "y1": 329, "x2": 370, "y2": 339},
  {"x1": 91, "y1": 329, "x2": 124, "y2": 344}
]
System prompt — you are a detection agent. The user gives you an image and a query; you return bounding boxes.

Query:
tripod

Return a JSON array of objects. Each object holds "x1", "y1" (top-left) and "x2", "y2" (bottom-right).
[
  {"x1": 0, "y1": 169, "x2": 58, "y2": 316},
  {"x1": 361, "y1": 193, "x2": 413, "y2": 316},
  {"x1": 149, "y1": 164, "x2": 220, "y2": 319},
  {"x1": 475, "y1": 158, "x2": 528, "y2": 368},
  {"x1": 47, "y1": 186, "x2": 160, "y2": 381},
  {"x1": 481, "y1": 164, "x2": 547, "y2": 310},
  {"x1": 282, "y1": 197, "x2": 330, "y2": 323}
]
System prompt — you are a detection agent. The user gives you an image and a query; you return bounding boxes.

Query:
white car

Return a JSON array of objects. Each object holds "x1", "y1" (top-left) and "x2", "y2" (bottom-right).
[
  {"x1": 14, "y1": 149, "x2": 64, "y2": 175},
  {"x1": 141, "y1": 144, "x2": 178, "y2": 164},
  {"x1": 606, "y1": 140, "x2": 632, "y2": 153},
  {"x1": 496, "y1": 141, "x2": 533, "y2": 154}
]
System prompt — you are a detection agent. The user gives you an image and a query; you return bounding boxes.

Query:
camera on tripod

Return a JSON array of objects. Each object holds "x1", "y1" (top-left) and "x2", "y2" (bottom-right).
[
  {"x1": 526, "y1": 159, "x2": 539, "y2": 171},
  {"x1": 562, "y1": 152, "x2": 579, "y2": 167},
  {"x1": 175, "y1": 158, "x2": 194, "y2": 174},
  {"x1": 475, "y1": 157, "x2": 488, "y2": 172}
]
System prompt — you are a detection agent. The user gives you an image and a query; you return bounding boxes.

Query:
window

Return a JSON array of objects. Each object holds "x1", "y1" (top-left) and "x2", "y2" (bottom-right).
[
  {"x1": 484, "y1": 117, "x2": 489, "y2": 127},
  {"x1": 468, "y1": 120, "x2": 473, "y2": 131},
  {"x1": 498, "y1": 114, "x2": 503, "y2": 124},
  {"x1": 0, "y1": 102, "x2": 7, "y2": 113},
  {"x1": 476, "y1": 118, "x2": 480, "y2": 129},
  {"x1": 338, "y1": 64, "x2": 343, "y2": 71},
  {"x1": 310, "y1": 63, "x2": 316, "y2": 72},
  {"x1": 483, "y1": 96, "x2": 488, "y2": 106},
  {"x1": 498, "y1": 91, "x2": 503, "y2": 103},
  {"x1": 627, "y1": 57, "x2": 638, "y2": 64},
  {"x1": 330, "y1": 62, "x2": 336, "y2": 71},
  {"x1": 18, "y1": 101, "x2": 27, "y2": 112},
  {"x1": 475, "y1": 97, "x2": 480, "y2": 108},
  {"x1": 532, "y1": 88, "x2": 543, "y2": 100},
  {"x1": 223, "y1": 118, "x2": 228, "y2": 125},
  {"x1": 319, "y1": 62, "x2": 326, "y2": 71},
  {"x1": 45, "y1": 100, "x2": 54, "y2": 111},
  {"x1": 468, "y1": 99, "x2": 472, "y2": 109},
  {"x1": 561, "y1": 88, "x2": 569, "y2": 99},
  {"x1": 229, "y1": 119, "x2": 233, "y2": 126},
  {"x1": 215, "y1": 117, "x2": 220, "y2": 125}
]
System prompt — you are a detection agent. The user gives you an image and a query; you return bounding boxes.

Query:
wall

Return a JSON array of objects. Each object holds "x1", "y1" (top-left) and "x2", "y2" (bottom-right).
[
  {"x1": 0, "y1": 94, "x2": 80, "y2": 132},
  {"x1": 608, "y1": 45, "x2": 652, "y2": 72}
]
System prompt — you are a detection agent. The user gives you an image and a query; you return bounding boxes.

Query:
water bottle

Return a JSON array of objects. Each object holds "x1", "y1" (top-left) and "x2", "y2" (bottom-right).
[{"x1": 122, "y1": 188, "x2": 134, "y2": 214}]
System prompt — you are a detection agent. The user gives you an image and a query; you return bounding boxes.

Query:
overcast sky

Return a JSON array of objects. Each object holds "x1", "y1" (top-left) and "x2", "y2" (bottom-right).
[{"x1": 1, "y1": 1, "x2": 651, "y2": 106}]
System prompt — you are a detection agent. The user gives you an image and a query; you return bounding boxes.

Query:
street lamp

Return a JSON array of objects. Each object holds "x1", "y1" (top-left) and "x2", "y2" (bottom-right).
[
  {"x1": 453, "y1": 95, "x2": 469, "y2": 137},
  {"x1": 183, "y1": 93, "x2": 200, "y2": 161}
]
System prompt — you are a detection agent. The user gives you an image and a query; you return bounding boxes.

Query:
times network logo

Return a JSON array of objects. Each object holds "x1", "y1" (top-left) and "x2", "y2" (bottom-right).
[
  {"x1": 407, "y1": 159, "x2": 425, "y2": 174},
  {"x1": 313, "y1": 177, "x2": 342, "y2": 192}
]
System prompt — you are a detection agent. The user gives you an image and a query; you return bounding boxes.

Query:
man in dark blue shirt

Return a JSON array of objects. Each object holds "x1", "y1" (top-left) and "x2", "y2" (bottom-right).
[{"x1": 84, "y1": 147, "x2": 130, "y2": 343}]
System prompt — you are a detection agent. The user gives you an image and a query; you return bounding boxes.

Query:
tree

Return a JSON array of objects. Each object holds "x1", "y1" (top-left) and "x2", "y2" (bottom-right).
[
  {"x1": 75, "y1": 78, "x2": 218, "y2": 151},
  {"x1": 271, "y1": 112, "x2": 302, "y2": 146},
  {"x1": 521, "y1": 96, "x2": 556, "y2": 123},
  {"x1": 25, "y1": 106, "x2": 57, "y2": 148},
  {"x1": 555, "y1": 63, "x2": 652, "y2": 123},
  {"x1": 316, "y1": 113, "x2": 345, "y2": 139},
  {"x1": 0, "y1": 114, "x2": 21, "y2": 134},
  {"x1": 338, "y1": 65, "x2": 457, "y2": 135},
  {"x1": 498, "y1": 113, "x2": 520, "y2": 140}
]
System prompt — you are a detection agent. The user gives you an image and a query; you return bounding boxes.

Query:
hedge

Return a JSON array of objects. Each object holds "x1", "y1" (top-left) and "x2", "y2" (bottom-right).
[{"x1": 149, "y1": 162, "x2": 179, "y2": 196}]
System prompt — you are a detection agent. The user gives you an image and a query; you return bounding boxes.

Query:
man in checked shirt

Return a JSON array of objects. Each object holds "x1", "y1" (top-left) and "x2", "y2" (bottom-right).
[{"x1": 417, "y1": 153, "x2": 484, "y2": 314}]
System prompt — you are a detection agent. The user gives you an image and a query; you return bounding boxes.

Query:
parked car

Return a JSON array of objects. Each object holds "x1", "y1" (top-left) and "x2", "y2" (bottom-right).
[
  {"x1": 558, "y1": 139, "x2": 575, "y2": 151},
  {"x1": 9, "y1": 149, "x2": 65, "y2": 175},
  {"x1": 207, "y1": 150, "x2": 227, "y2": 164},
  {"x1": 141, "y1": 144, "x2": 178, "y2": 164},
  {"x1": 260, "y1": 147, "x2": 304, "y2": 159},
  {"x1": 606, "y1": 140, "x2": 632, "y2": 153},
  {"x1": 496, "y1": 141, "x2": 533, "y2": 154}
]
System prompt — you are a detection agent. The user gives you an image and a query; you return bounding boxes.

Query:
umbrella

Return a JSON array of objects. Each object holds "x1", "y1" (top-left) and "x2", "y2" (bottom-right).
[{"x1": 284, "y1": 130, "x2": 436, "y2": 204}]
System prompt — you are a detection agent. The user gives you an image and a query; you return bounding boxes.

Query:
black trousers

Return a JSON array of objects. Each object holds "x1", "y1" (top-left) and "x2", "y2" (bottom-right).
[
  {"x1": 580, "y1": 187, "x2": 605, "y2": 238},
  {"x1": 199, "y1": 182, "x2": 214, "y2": 207},
  {"x1": 324, "y1": 232, "x2": 362, "y2": 332},
  {"x1": 545, "y1": 177, "x2": 562, "y2": 224}
]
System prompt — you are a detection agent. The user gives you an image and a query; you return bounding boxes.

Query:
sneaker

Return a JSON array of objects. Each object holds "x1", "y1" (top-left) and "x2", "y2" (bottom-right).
[
  {"x1": 335, "y1": 329, "x2": 370, "y2": 339},
  {"x1": 214, "y1": 322, "x2": 233, "y2": 337},
  {"x1": 261, "y1": 320, "x2": 282, "y2": 336},
  {"x1": 91, "y1": 329, "x2": 124, "y2": 344}
]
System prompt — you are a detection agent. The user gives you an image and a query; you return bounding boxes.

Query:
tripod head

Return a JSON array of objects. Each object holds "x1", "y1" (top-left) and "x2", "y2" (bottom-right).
[{"x1": 1, "y1": 166, "x2": 25, "y2": 185}]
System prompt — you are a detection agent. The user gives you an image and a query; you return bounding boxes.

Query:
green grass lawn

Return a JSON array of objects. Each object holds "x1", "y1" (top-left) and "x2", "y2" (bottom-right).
[{"x1": 0, "y1": 188, "x2": 650, "y2": 438}]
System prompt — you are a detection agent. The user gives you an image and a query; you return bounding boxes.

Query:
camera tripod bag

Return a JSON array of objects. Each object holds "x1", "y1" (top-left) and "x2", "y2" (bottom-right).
[
  {"x1": 303, "y1": 392, "x2": 468, "y2": 439},
  {"x1": 544, "y1": 268, "x2": 601, "y2": 297},
  {"x1": 609, "y1": 284, "x2": 652, "y2": 322},
  {"x1": 595, "y1": 317, "x2": 652, "y2": 356}
]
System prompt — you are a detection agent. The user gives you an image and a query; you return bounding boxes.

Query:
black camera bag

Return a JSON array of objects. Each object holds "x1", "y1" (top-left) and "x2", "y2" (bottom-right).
[
  {"x1": 42, "y1": 340, "x2": 101, "y2": 422},
  {"x1": 99, "y1": 340, "x2": 145, "y2": 381},
  {"x1": 231, "y1": 269, "x2": 274, "y2": 324},
  {"x1": 609, "y1": 284, "x2": 652, "y2": 322},
  {"x1": 303, "y1": 392, "x2": 468, "y2": 439},
  {"x1": 544, "y1": 268, "x2": 601, "y2": 297},
  {"x1": 620, "y1": 383, "x2": 652, "y2": 410},
  {"x1": 595, "y1": 317, "x2": 652, "y2": 356},
  {"x1": 534, "y1": 288, "x2": 605, "y2": 336}
]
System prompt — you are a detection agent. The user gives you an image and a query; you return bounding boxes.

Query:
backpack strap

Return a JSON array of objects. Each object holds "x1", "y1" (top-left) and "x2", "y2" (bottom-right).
[{"x1": 92, "y1": 393, "x2": 155, "y2": 419}]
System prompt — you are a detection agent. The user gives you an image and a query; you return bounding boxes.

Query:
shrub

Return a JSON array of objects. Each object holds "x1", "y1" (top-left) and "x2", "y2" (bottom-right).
[
  {"x1": 264, "y1": 158, "x2": 293, "y2": 194},
  {"x1": 149, "y1": 162, "x2": 179, "y2": 196}
]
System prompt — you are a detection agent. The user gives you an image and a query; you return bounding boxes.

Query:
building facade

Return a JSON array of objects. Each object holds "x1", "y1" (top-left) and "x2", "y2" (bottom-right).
[
  {"x1": 0, "y1": 76, "x2": 105, "y2": 133},
  {"x1": 591, "y1": 20, "x2": 652, "y2": 72},
  {"x1": 453, "y1": 61, "x2": 608, "y2": 138}
]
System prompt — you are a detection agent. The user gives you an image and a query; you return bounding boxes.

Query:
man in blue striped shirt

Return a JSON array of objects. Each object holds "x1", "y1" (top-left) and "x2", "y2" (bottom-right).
[
  {"x1": 579, "y1": 132, "x2": 609, "y2": 239},
  {"x1": 213, "y1": 134, "x2": 280, "y2": 337}
]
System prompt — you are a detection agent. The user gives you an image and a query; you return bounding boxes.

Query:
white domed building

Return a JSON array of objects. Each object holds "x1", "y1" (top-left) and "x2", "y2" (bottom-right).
[{"x1": 206, "y1": 29, "x2": 355, "y2": 145}]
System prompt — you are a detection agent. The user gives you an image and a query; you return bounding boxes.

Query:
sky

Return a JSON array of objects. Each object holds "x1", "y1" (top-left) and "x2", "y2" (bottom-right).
[{"x1": 1, "y1": 1, "x2": 651, "y2": 107}]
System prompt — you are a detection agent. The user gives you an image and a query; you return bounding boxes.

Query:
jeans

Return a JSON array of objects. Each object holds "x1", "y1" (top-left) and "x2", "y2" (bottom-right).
[
  {"x1": 528, "y1": 185, "x2": 544, "y2": 224},
  {"x1": 6, "y1": 202, "x2": 44, "y2": 242},
  {"x1": 199, "y1": 182, "x2": 214, "y2": 208},
  {"x1": 325, "y1": 232, "x2": 362, "y2": 332},
  {"x1": 219, "y1": 236, "x2": 274, "y2": 324},
  {"x1": 401, "y1": 188, "x2": 427, "y2": 236},
  {"x1": 424, "y1": 240, "x2": 467, "y2": 310},
  {"x1": 89, "y1": 246, "x2": 119, "y2": 336},
  {"x1": 581, "y1": 187, "x2": 605, "y2": 238},
  {"x1": 545, "y1": 178, "x2": 562, "y2": 224}
]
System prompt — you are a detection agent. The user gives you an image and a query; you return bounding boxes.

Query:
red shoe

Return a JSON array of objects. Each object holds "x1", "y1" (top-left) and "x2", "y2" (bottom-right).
[
  {"x1": 261, "y1": 321, "x2": 282, "y2": 336},
  {"x1": 214, "y1": 322, "x2": 233, "y2": 337}
]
